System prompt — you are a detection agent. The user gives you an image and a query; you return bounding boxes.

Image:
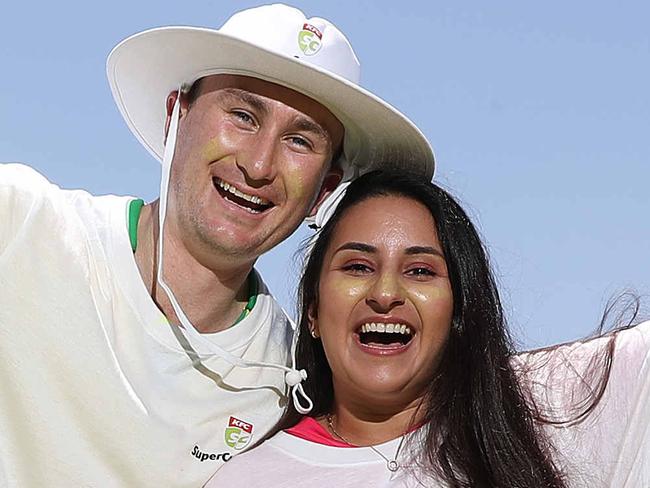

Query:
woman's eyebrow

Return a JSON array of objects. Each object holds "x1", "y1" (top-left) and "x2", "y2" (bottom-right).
[
  {"x1": 405, "y1": 246, "x2": 444, "y2": 258},
  {"x1": 334, "y1": 243, "x2": 444, "y2": 258},
  {"x1": 334, "y1": 242, "x2": 376, "y2": 254}
]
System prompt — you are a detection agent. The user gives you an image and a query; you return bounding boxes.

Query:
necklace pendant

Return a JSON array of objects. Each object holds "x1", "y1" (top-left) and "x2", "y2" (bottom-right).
[{"x1": 387, "y1": 460, "x2": 399, "y2": 472}]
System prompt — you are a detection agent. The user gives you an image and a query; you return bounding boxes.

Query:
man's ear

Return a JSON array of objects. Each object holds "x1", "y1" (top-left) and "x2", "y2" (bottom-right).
[
  {"x1": 308, "y1": 165, "x2": 344, "y2": 217},
  {"x1": 163, "y1": 91, "x2": 191, "y2": 144}
]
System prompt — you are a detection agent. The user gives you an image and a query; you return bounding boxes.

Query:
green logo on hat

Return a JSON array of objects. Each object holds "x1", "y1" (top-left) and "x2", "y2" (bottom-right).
[{"x1": 298, "y1": 23, "x2": 323, "y2": 56}]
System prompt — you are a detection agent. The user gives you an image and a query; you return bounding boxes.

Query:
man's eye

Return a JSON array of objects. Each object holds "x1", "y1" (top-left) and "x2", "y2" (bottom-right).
[
  {"x1": 232, "y1": 110, "x2": 255, "y2": 125},
  {"x1": 287, "y1": 136, "x2": 312, "y2": 150}
]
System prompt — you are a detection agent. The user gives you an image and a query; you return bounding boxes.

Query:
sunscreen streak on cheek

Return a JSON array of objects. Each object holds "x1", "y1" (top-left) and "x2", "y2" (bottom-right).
[
  {"x1": 411, "y1": 287, "x2": 449, "y2": 304},
  {"x1": 318, "y1": 276, "x2": 366, "y2": 338},
  {"x1": 284, "y1": 169, "x2": 307, "y2": 201},
  {"x1": 200, "y1": 138, "x2": 224, "y2": 161},
  {"x1": 344, "y1": 282, "x2": 367, "y2": 299},
  {"x1": 328, "y1": 275, "x2": 366, "y2": 299}
]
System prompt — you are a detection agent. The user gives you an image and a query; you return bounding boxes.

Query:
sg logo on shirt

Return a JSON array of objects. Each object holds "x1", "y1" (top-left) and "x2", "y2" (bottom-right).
[{"x1": 224, "y1": 416, "x2": 254, "y2": 451}]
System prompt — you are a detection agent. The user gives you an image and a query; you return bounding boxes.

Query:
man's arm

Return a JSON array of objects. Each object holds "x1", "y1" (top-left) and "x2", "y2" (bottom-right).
[{"x1": 0, "y1": 163, "x2": 53, "y2": 258}]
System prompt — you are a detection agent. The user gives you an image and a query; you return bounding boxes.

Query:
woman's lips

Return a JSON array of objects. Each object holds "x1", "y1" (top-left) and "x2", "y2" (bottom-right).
[{"x1": 353, "y1": 322, "x2": 415, "y2": 356}]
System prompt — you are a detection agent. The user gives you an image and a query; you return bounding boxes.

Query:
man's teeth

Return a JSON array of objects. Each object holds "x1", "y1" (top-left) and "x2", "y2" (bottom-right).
[
  {"x1": 217, "y1": 179, "x2": 268, "y2": 206},
  {"x1": 360, "y1": 323, "x2": 411, "y2": 335}
]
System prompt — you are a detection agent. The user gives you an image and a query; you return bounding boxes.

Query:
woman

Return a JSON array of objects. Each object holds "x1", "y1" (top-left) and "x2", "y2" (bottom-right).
[{"x1": 207, "y1": 171, "x2": 649, "y2": 487}]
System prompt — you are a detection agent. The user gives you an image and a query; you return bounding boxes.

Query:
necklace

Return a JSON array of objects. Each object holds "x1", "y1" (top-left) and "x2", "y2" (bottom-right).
[{"x1": 326, "y1": 414, "x2": 406, "y2": 472}]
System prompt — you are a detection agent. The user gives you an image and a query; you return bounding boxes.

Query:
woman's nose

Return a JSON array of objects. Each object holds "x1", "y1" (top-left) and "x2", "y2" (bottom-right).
[{"x1": 365, "y1": 273, "x2": 405, "y2": 313}]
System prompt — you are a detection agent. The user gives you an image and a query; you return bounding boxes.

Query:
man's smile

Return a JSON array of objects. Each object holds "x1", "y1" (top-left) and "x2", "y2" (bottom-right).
[{"x1": 213, "y1": 177, "x2": 275, "y2": 214}]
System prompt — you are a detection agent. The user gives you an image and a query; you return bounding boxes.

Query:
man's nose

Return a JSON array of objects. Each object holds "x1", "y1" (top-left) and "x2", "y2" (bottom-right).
[
  {"x1": 365, "y1": 273, "x2": 405, "y2": 313},
  {"x1": 236, "y1": 133, "x2": 278, "y2": 184}
]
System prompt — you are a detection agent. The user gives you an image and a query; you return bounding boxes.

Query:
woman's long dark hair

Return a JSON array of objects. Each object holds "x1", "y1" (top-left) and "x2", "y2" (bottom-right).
[{"x1": 273, "y1": 171, "x2": 570, "y2": 487}]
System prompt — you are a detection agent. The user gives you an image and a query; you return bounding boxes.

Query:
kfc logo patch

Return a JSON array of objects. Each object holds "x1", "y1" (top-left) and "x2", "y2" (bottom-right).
[
  {"x1": 224, "y1": 416, "x2": 254, "y2": 450},
  {"x1": 298, "y1": 23, "x2": 323, "y2": 56}
]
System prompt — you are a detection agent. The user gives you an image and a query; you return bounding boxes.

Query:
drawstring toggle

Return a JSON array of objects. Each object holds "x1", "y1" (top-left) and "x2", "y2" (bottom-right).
[{"x1": 285, "y1": 369, "x2": 307, "y2": 387}]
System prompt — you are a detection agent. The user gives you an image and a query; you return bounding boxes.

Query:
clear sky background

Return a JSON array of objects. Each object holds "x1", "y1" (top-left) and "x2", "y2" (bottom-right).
[{"x1": 1, "y1": 1, "x2": 648, "y2": 349}]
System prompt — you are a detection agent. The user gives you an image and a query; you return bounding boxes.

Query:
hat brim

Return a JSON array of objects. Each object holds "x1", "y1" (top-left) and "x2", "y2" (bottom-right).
[{"x1": 107, "y1": 26, "x2": 435, "y2": 180}]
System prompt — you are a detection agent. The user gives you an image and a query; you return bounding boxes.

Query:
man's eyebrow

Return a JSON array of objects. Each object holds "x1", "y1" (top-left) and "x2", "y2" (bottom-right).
[
  {"x1": 405, "y1": 246, "x2": 445, "y2": 258},
  {"x1": 222, "y1": 88, "x2": 269, "y2": 117},
  {"x1": 293, "y1": 117, "x2": 329, "y2": 142},
  {"x1": 334, "y1": 242, "x2": 377, "y2": 254}
]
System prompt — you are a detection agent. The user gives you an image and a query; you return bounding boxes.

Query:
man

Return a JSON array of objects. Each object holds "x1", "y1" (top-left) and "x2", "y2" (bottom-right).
[{"x1": 0, "y1": 4, "x2": 433, "y2": 488}]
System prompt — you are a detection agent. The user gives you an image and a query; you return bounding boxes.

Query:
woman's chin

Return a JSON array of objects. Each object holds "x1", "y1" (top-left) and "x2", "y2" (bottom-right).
[{"x1": 344, "y1": 367, "x2": 422, "y2": 400}]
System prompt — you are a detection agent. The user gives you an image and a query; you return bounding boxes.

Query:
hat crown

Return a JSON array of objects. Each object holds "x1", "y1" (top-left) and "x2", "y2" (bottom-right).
[{"x1": 219, "y1": 4, "x2": 360, "y2": 84}]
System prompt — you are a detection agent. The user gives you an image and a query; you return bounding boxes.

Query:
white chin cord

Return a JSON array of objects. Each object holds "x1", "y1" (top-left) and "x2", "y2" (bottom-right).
[{"x1": 155, "y1": 91, "x2": 313, "y2": 414}]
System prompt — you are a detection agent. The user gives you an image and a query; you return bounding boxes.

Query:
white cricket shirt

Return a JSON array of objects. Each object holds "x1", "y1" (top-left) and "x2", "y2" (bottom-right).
[{"x1": 0, "y1": 163, "x2": 293, "y2": 487}]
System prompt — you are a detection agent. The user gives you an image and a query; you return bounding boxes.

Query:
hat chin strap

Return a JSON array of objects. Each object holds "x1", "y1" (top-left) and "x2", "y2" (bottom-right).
[{"x1": 156, "y1": 91, "x2": 313, "y2": 415}]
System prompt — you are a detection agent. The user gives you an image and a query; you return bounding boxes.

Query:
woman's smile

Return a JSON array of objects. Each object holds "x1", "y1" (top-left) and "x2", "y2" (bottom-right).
[{"x1": 312, "y1": 195, "x2": 453, "y2": 401}]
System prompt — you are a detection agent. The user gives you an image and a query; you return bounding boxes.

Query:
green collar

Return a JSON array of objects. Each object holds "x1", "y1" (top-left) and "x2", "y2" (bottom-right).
[
  {"x1": 127, "y1": 199, "x2": 257, "y2": 326},
  {"x1": 128, "y1": 199, "x2": 144, "y2": 252}
]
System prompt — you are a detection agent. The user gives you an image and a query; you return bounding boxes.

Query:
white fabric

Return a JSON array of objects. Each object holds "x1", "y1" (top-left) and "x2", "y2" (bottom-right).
[
  {"x1": 518, "y1": 320, "x2": 650, "y2": 487},
  {"x1": 304, "y1": 180, "x2": 350, "y2": 230},
  {"x1": 209, "y1": 321, "x2": 650, "y2": 488},
  {"x1": 205, "y1": 431, "x2": 426, "y2": 487},
  {"x1": 0, "y1": 163, "x2": 293, "y2": 488}
]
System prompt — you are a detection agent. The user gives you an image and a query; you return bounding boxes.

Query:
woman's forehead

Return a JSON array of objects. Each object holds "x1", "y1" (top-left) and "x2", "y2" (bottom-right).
[{"x1": 329, "y1": 195, "x2": 440, "y2": 252}]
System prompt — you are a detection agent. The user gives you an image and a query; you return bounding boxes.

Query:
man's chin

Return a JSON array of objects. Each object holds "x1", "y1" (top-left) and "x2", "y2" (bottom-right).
[{"x1": 191, "y1": 211, "x2": 306, "y2": 262}]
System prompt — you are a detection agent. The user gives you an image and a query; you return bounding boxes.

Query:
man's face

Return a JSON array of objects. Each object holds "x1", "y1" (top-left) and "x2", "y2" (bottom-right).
[{"x1": 166, "y1": 74, "x2": 344, "y2": 263}]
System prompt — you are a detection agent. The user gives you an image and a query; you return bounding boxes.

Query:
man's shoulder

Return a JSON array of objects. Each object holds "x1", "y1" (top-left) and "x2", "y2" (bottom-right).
[
  {"x1": 0, "y1": 163, "x2": 54, "y2": 195},
  {"x1": 230, "y1": 274, "x2": 295, "y2": 363},
  {"x1": 0, "y1": 162, "x2": 136, "y2": 256},
  {"x1": 253, "y1": 272, "x2": 294, "y2": 320},
  {"x1": 0, "y1": 162, "x2": 134, "y2": 207}
]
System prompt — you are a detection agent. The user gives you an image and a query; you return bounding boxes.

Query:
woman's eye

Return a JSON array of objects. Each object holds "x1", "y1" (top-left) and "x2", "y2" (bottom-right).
[
  {"x1": 342, "y1": 263, "x2": 372, "y2": 274},
  {"x1": 406, "y1": 267, "x2": 435, "y2": 278}
]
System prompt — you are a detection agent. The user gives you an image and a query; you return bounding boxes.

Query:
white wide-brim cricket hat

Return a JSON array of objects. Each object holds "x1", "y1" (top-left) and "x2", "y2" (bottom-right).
[{"x1": 106, "y1": 3, "x2": 435, "y2": 180}]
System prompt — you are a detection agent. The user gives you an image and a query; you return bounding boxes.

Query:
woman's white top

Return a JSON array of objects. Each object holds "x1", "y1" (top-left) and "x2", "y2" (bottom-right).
[{"x1": 208, "y1": 320, "x2": 650, "y2": 487}]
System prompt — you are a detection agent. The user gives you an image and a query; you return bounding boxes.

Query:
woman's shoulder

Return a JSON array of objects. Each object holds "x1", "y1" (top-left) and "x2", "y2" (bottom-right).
[
  {"x1": 514, "y1": 319, "x2": 650, "y2": 372},
  {"x1": 511, "y1": 319, "x2": 650, "y2": 424},
  {"x1": 515, "y1": 321, "x2": 650, "y2": 486}
]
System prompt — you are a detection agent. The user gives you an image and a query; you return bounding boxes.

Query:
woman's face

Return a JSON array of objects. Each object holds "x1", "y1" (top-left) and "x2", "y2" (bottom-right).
[{"x1": 312, "y1": 195, "x2": 454, "y2": 407}]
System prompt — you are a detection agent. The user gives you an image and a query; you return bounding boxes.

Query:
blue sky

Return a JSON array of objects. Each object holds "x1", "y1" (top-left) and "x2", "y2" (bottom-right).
[{"x1": 1, "y1": 1, "x2": 648, "y2": 349}]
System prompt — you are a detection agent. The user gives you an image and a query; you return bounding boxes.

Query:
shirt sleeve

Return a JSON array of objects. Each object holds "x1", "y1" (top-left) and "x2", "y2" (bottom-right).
[
  {"x1": 0, "y1": 163, "x2": 54, "y2": 258},
  {"x1": 515, "y1": 321, "x2": 650, "y2": 487}
]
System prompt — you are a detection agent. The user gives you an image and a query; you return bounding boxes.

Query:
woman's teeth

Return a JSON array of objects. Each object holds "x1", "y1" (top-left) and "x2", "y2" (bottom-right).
[{"x1": 359, "y1": 323, "x2": 411, "y2": 336}]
